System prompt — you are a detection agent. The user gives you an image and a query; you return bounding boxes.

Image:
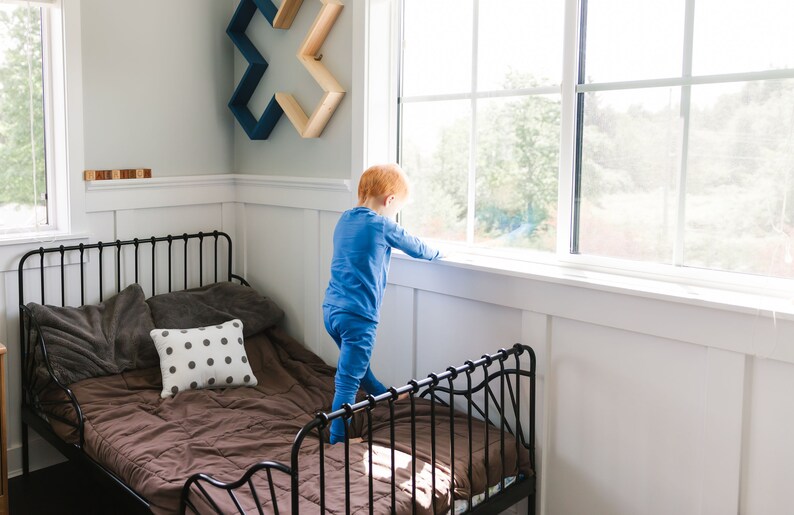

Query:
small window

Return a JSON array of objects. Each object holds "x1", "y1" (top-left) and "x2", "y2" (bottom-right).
[{"x1": 0, "y1": 2, "x2": 58, "y2": 236}]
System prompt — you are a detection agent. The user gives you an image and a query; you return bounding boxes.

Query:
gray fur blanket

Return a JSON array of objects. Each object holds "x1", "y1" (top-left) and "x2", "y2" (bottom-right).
[{"x1": 27, "y1": 283, "x2": 157, "y2": 385}]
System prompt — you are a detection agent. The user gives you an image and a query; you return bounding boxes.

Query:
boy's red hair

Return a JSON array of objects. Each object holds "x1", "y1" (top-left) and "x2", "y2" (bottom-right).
[{"x1": 357, "y1": 163, "x2": 410, "y2": 203}]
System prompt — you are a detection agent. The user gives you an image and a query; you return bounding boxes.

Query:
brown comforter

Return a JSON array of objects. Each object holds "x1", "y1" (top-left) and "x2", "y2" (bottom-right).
[{"x1": 45, "y1": 326, "x2": 530, "y2": 514}]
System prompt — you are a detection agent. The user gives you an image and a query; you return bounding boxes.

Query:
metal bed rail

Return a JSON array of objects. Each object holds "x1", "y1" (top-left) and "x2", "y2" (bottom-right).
[{"x1": 181, "y1": 343, "x2": 537, "y2": 515}]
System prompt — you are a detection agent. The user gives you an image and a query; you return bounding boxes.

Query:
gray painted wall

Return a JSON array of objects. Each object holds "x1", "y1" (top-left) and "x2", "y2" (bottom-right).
[
  {"x1": 80, "y1": 0, "x2": 234, "y2": 176},
  {"x1": 231, "y1": 1, "x2": 352, "y2": 179}
]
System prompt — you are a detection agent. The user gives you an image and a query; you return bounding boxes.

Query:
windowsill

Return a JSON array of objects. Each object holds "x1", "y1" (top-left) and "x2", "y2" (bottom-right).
[
  {"x1": 391, "y1": 249, "x2": 794, "y2": 320},
  {"x1": 0, "y1": 231, "x2": 90, "y2": 273},
  {"x1": 0, "y1": 230, "x2": 89, "y2": 247}
]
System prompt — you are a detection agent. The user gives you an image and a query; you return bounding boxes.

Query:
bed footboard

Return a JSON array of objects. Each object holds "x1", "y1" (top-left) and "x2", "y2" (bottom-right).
[{"x1": 181, "y1": 344, "x2": 537, "y2": 515}]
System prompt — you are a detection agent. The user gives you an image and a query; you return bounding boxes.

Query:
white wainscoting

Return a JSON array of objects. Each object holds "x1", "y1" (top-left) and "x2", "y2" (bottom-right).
[{"x1": 3, "y1": 174, "x2": 793, "y2": 515}]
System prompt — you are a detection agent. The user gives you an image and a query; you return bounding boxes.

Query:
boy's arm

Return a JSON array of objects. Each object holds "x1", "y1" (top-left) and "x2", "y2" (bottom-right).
[{"x1": 383, "y1": 218, "x2": 441, "y2": 260}]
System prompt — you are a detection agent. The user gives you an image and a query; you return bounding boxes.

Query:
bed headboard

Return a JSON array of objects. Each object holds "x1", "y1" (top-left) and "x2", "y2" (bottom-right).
[{"x1": 17, "y1": 230, "x2": 244, "y2": 308}]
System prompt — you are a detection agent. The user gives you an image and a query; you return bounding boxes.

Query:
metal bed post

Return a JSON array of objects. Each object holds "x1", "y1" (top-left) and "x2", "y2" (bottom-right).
[
  {"x1": 365, "y1": 394, "x2": 376, "y2": 515},
  {"x1": 428, "y1": 372, "x2": 438, "y2": 515},
  {"x1": 446, "y1": 366, "x2": 457, "y2": 514}
]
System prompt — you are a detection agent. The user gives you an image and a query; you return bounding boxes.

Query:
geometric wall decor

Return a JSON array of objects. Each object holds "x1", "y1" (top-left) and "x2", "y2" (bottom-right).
[
  {"x1": 227, "y1": 0, "x2": 305, "y2": 140},
  {"x1": 227, "y1": 0, "x2": 345, "y2": 140},
  {"x1": 276, "y1": 0, "x2": 345, "y2": 138}
]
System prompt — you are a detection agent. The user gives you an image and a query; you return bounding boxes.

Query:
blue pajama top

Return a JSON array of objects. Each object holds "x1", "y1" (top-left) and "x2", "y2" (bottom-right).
[{"x1": 323, "y1": 206, "x2": 440, "y2": 322}]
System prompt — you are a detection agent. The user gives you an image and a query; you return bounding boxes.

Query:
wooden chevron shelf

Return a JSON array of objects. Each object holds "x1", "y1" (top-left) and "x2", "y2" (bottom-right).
[{"x1": 276, "y1": 0, "x2": 345, "y2": 138}]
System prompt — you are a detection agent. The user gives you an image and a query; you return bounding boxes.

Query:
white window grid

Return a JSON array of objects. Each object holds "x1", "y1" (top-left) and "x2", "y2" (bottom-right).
[{"x1": 393, "y1": 0, "x2": 794, "y2": 296}]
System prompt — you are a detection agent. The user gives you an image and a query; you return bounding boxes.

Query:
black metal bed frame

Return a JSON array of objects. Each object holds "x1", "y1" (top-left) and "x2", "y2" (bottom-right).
[{"x1": 18, "y1": 231, "x2": 537, "y2": 514}]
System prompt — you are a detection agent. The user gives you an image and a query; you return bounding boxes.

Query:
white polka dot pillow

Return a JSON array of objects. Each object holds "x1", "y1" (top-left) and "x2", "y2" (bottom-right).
[{"x1": 150, "y1": 319, "x2": 257, "y2": 398}]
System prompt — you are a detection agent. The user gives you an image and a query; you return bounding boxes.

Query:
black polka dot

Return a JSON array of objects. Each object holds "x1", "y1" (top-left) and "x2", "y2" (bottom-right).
[
  {"x1": 169, "y1": 366, "x2": 176, "y2": 373},
  {"x1": 225, "y1": 356, "x2": 232, "y2": 364},
  {"x1": 162, "y1": 330, "x2": 169, "y2": 337},
  {"x1": 216, "y1": 325, "x2": 223, "y2": 329},
  {"x1": 208, "y1": 377, "x2": 215, "y2": 385},
  {"x1": 221, "y1": 338, "x2": 228, "y2": 345},
  {"x1": 207, "y1": 358, "x2": 214, "y2": 366},
  {"x1": 244, "y1": 375, "x2": 250, "y2": 383},
  {"x1": 198, "y1": 327, "x2": 206, "y2": 331},
  {"x1": 171, "y1": 386, "x2": 178, "y2": 394},
  {"x1": 185, "y1": 342, "x2": 192, "y2": 349},
  {"x1": 180, "y1": 329, "x2": 188, "y2": 334},
  {"x1": 203, "y1": 339, "x2": 210, "y2": 346},
  {"x1": 233, "y1": 322, "x2": 240, "y2": 328},
  {"x1": 238, "y1": 337, "x2": 243, "y2": 345},
  {"x1": 190, "y1": 381, "x2": 198, "y2": 389},
  {"x1": 241, "y1": 356, "x2": 247, "y2": 364},
  {"x1": 226, "y1": 376, "x2": 234, "y2": 384},
  {"x1": 166, "y1": 347, "x2": 173, "y2": 355},
  {"x1": 189, "y1": 361, "x2": 196, "y2": 369}
]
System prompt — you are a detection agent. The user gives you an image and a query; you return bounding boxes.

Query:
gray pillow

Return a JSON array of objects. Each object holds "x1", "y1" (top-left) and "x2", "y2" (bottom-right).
[
  {"x1": 27, "y1": 283, "x2": 158, "y2": 385},
  {"x1": 145, "y1": 281, "x2": 283, "y2": 337}
]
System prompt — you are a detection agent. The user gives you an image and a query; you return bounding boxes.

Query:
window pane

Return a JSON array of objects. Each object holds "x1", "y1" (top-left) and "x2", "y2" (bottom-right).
[
  {"x1": 693, "y1": 0, "x2": 794, "y2": 76},
  {"x1": 474, "y1": 95, "x2": 560, "y2": 251},
  {"x1": 0, "y1": 5, "x2": 47, "y2": 232},
  {"x1": 577, "y1": 87, "x2": 682, "y2": 262},
  {"x1": 477, "y1": 0, "x2": 563, "y2": 91},
  {"x1": 584, "y1": 0, "x2": 685, "y2": 83},
  {"x1": 400, "y1": 100, "x2": 470, "y2": 242},
  {"x1": 402, "y1": 0, "x2": 472, "y2": 97},
  {"x1": 685, "y1": 80, "x2": 794, "y2": 278}
]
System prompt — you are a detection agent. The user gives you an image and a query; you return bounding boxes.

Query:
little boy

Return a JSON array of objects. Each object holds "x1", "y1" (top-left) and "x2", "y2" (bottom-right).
[{"x1": 323, "y1": 163, "x2": 441, "y2": 444}]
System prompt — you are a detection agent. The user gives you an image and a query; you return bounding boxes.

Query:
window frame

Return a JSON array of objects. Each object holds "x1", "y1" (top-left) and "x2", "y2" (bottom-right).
[
  {"x1": 0, "y1": 0, "x2": 69, "y2": 240},
  {"x1": 361, "y1": 0, "x2": 794, "y2": 300}
]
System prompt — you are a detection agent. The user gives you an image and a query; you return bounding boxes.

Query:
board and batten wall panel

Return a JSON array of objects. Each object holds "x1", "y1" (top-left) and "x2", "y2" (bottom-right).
[
  {"x1": 242, "y1": 204, "x2": 309, "y2": 344},
  {"x1": 740, "y1": 358, "x2": 794, "y2": 515},
  {"x1": 546, "y1": 319, "x2": 707, "y2": 515}
]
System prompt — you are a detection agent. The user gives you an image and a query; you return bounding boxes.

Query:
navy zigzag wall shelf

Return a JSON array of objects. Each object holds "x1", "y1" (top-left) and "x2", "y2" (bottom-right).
[
  {"x1": 227, "y1": 0, "x2": 302, "y2": 140},
  {"x1": 228, "y1": 0, "x2": 345, "y2": 140}
]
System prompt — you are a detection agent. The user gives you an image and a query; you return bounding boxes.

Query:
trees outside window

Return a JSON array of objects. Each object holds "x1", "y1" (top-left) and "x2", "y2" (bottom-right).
[
  {"x1": 0, "y1": 4, "x2": 48, "y2": 233},
  {"x1": 398, "y1": 0, "x2": 794, "y2": 281}
]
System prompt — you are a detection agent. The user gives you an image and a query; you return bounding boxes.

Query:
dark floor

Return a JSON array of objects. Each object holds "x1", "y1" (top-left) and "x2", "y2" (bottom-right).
[{"x1": 9, "y1": 461, "x2": 147, "y2": 515}]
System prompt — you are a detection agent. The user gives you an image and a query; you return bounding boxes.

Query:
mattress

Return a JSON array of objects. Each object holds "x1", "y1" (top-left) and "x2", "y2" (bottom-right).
[{"x1": 43, "y1": 325, "x2": 531, "y2": 514}]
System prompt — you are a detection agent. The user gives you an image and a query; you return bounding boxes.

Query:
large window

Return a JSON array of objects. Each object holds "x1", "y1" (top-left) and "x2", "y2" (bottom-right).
[
  {"x1": 0, "y1": 1, "x2": 58, "y2": 235},
  {"x1": 398, "y1": 0, "x2": 794, "y2": 284}
]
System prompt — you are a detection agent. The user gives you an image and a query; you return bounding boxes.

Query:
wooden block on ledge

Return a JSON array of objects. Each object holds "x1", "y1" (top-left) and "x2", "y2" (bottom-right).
[{"x1": 84, "y1": 169, "x2": 152, "y2": 181}]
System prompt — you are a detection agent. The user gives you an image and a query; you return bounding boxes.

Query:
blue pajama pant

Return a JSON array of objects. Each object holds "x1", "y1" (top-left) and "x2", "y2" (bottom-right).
[{"x1": 323, "y1": 305, "x2": 387, "y2": 444}]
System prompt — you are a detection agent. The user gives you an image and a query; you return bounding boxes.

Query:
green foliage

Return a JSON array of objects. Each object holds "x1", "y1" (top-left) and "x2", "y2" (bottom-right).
[
  {"x1": 403, "y1": 69, "x2": 793, "y2": 276},
  {"x1": 0, "y1": 6, "x2": 46, "y2": 207},
  {"x1": 402, "y1": 72, "x2": 561, "y2": 250},
  {"x1": 578, "y1": 80, "x2": 794, "y2": 277}
]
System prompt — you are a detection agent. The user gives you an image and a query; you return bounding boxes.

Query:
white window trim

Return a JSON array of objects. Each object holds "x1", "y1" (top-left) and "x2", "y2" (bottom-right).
[
  {"x1": 0, "y1": 0, "x2": 86, "y2": 243},
  {"x1": 356, "y1": 0, "x2": 794, "y2": 307}
]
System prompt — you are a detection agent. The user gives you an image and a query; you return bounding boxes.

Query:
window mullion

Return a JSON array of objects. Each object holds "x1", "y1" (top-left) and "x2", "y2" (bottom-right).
[
  {"x1": 41, "y1": 6, "x2": 55, "y2": 226},
  {"x1": 673, "y1": 0, "x2": 696, "y2": 266},
  {"x1": 567, "y1": 0, "x2": 588, "y2": 254},
  {"x1": 557, "y1": 0, "x2": 581, "y2": 259},
  {"x1": 466, "y1": 0, "x2": 479, "y2": 245}
]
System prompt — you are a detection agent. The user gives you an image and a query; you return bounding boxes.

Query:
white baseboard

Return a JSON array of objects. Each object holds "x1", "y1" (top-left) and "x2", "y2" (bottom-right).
[{"x1": 7, "y1": 436, "x2": 67, "y2": 478}]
